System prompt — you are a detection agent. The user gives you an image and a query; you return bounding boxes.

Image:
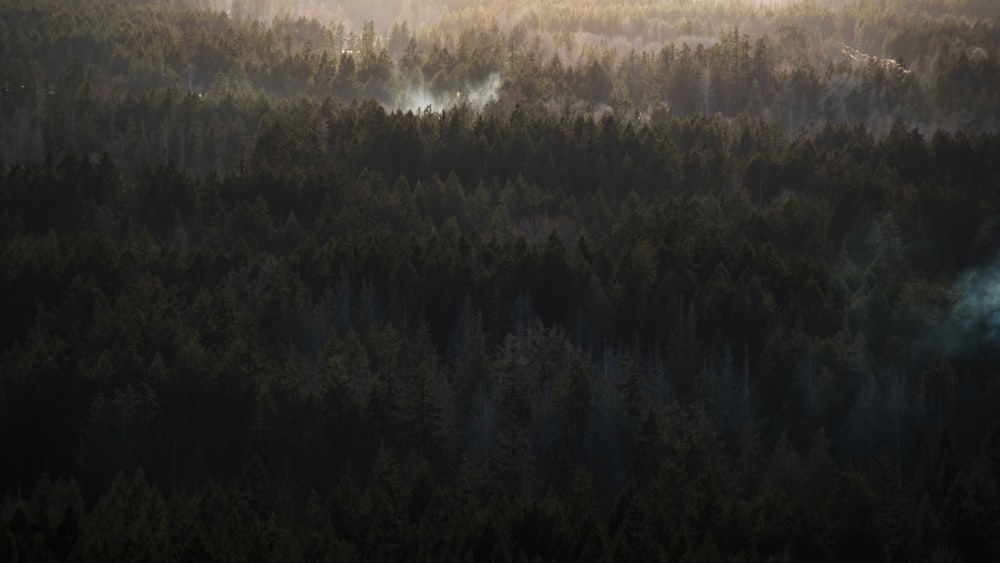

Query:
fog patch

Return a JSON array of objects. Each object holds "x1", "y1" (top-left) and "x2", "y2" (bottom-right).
[
  {"x1": 396, "y1": 72, "x2": 504, "y2": 113},
  {"x1": 677, "y1": 35, "x2": 720, "y2": 47},
  {"x1": 932, "y1": 265, "x2": 1000, "y2": 357}
]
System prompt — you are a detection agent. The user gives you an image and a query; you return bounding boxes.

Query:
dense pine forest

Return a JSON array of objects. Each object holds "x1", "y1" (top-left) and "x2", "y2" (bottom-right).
[{"x1": 3, "y1": 0, "x2": 1000, "y2": 560}]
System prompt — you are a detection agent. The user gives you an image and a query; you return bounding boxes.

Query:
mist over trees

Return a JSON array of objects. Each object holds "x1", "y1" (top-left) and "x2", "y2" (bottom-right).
[
  {"x1": 2, "y1": 0, "x2": 1000, "y2": 561},
  {"x1": 3, "y1": 0, "x2": 1000, "y2": 168}
]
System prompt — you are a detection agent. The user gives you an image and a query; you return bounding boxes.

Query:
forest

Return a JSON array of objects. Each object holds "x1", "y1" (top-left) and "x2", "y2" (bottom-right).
[{"x1": 2, "y1": 0, "x2": 1000, "y2": 561}]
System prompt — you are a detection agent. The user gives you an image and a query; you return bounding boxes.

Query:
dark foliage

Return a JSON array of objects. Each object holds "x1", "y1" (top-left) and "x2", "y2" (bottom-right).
[{"x1": 3, "y1": 0, "x2": 1000, "y2": 561}]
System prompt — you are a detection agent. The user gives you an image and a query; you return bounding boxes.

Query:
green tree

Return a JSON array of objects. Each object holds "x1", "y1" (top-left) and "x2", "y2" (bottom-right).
[
  {"x1": 552, "y1": 354, "x2": 597, "y2": 478},
  {"x1": 826, "y1": 470, "x2": 884, "y2": 562}
]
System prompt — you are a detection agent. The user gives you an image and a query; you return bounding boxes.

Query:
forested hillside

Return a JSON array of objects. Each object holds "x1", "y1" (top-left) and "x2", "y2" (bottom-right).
[{"x1": 3, "y1": 0, "x2": 1000, "y2": 561}]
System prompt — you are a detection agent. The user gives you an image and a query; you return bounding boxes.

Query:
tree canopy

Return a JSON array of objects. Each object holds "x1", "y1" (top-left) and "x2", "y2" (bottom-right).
[{"x1": 3, "y1": 0, "x2": 1000, "y2": 561}]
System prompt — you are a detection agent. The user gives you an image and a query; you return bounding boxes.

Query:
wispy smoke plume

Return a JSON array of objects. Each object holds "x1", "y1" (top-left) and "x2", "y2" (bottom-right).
[
  {"x1": 396, "y1": 73, "x2": 504, "y2": 113},
  {"x1": 933, "y1": 265, "x2": 1000, "y2": 357}
]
